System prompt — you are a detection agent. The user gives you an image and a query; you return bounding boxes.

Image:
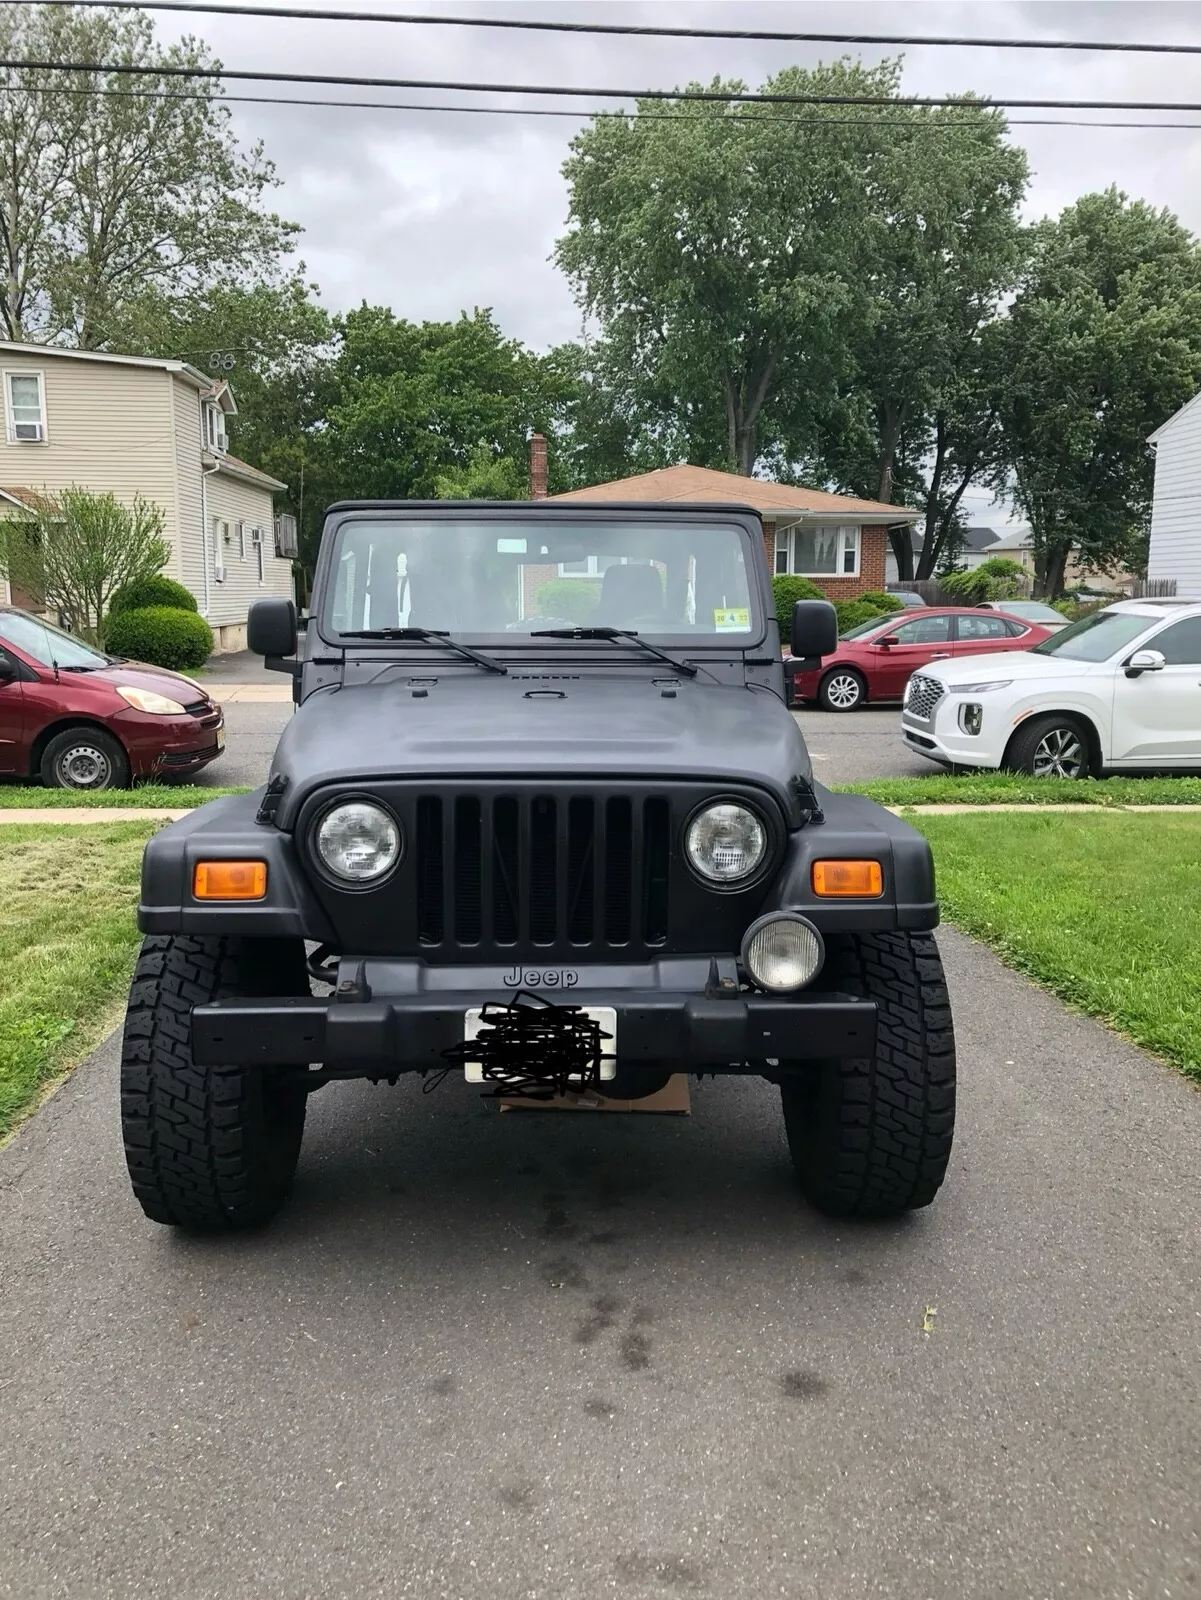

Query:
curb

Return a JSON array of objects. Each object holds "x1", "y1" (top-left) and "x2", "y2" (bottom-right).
[{"x1": 208, "y1": 684, "x2": 293, "y2": 704}]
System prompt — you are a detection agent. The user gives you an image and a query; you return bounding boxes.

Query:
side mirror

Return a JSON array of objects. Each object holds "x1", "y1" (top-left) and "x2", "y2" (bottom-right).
[
  {"x1": 248, "y1": 597, "x2": 297, "y2": 660},
  {"x1": 789, "y1": 599, "x2": 838, "y2": 667},
  {"x1": 877, "y1": 634, "x2": 901, "y2": 648},
  {"x1": 1125, "y1": 648, "x2": 1165, "y2": 678},
  {"x1": 0, "y1": 655, "x2": 16, "y2": 683}
]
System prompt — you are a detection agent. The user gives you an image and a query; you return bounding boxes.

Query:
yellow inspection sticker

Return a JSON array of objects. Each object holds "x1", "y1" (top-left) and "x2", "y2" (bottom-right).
[{"x1": 713, "y1": 607, "x2": 751, "y2": 631}]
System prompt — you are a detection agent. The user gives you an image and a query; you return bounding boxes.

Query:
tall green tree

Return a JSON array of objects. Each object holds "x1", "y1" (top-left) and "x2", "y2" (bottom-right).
[
  {"x1": 0, "y1": 3, "x2": 297, "y2": 347},
  {"x1": 811, "y1": 103, "x2": 1028, "y2": 578},
  {"x1": 991, "y1": 190, "x2": 1201, "y2": 596},
  {"x1": 557, "y1": 62, "x2": 906, "y2": 477}
]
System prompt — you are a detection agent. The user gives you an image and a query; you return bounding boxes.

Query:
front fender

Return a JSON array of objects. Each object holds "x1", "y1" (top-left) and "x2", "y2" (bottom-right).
[
  {"x1": 137, "y1": 791, "x2": 337, "y2": 941},
  {"x1": 759, "y1": 785, "x2": 938, "y2": 933}
]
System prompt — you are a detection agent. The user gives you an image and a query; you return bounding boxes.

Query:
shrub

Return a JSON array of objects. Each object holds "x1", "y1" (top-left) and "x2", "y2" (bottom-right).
[
  {"x1": 835, "y1": 599, "x2": 895, "y2": 634},
  {"x1": 104, "y1": 606, "x2": 213, "y2": 671},
  {"x1": 857, "y1": 590, "x2": 903, "y2": 615},
  {"x1": 533, "y1": 577, "x2": 600, "y2": 622},
  {"x1": 772, "y1": 574, "x2": 825, "y2": 644},
  {"x1": 940, "y1": 558, "x2": 1027, "y2": 604},
  {"x1": 107, "y1": 574, "x2": 198, "y2": 618}
]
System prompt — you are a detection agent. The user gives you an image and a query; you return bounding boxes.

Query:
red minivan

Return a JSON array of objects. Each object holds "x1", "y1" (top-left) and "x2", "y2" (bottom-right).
[
  {"x1": 788, "y1": 606, "x2": 1054, "y2": 711},
  {"x1": 0, "y1": 606, "x2": 225, "y2": 788}
]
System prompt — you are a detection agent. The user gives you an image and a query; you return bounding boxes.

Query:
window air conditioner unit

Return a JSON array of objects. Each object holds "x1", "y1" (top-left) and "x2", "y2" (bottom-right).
[
  {"x1": 14, "y1": 421, "x2": 44, "y2": 443},
  {"x1": 214, "y1": 563, "x2": 226, "y2": 584}
]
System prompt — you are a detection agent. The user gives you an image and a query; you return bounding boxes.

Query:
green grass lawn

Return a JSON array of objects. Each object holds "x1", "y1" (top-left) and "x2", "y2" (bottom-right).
[
  {"x1": 0, "y1": 783, "x2": 249, "y2": 808},
  {"x1": 843, "y1": 774, "x2": 1201, "y2": 807},
  {"x1": 0, "y1": 823, "x2": 157, "y2": 1138},
  {"x1": 915, "y1": 810, "x2": 1201, "y2": 1082}
]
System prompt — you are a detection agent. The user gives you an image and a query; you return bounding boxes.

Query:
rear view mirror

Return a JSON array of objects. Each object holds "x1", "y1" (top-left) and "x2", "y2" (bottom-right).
[
  {"x1": 248, "y1": 598, "x2": 298, "y2": 660},
  {"x1": 789, "y1": 599, "x2": 838, "y2": 666}
]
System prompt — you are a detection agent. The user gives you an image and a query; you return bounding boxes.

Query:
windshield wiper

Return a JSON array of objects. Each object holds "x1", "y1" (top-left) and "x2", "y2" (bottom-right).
[
  {"x1": 529, "y1": 626, "x2": 699, "y2": 677},
  {"x1": 338, "y1": 626, "x2": 507, "y2": 675}
]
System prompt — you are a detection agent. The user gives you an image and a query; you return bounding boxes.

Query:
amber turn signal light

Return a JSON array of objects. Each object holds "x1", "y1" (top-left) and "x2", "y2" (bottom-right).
[
  {"x1": 193, "y1": 861, "x2": 267, "y2": 901},
  {"x1": 811, "y1": 859, "x2": 883, "y2": 898}
]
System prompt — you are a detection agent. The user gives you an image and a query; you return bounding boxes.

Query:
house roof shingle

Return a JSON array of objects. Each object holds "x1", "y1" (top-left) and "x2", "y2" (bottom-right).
[
  {"x1": 550, "y1": 464, "x2": 920, "y2": 522},
  {"x1": 217, "y1": 453, "x2": 287, "y2": 492}
]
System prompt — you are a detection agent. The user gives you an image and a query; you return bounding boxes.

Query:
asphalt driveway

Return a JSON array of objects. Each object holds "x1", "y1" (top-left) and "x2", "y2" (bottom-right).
[{"x1": 2, "y1": 929, "x2": 1198, "y2": 1599}]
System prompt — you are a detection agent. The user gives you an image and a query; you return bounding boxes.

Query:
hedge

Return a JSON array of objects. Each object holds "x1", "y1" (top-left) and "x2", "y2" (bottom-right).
[
  {"x1": 107, "y1": 574, "x2": 199, "y2": 617},
  {"x1": 104, "y1": 606, "x2": 214, "y2": 672},
  {"x1": 771, "y1": 575, "x2": 825, "y2": 644}
]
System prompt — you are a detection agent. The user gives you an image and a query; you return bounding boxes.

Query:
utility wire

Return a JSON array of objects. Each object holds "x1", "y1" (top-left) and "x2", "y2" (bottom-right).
[
  {"x1": 10, "y1": 0, "x2": 1201, "y2": 58},
  {"x1": 6, "y1": 58, "x2": 1201, "y2": 114},
  {"x1": 9, "y1": 80, "x2": 1201, "y2": 132}
]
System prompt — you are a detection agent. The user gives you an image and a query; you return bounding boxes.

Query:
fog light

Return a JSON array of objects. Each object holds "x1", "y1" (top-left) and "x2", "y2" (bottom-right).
[
  {"x1": 742, "y1": 914, "x2": 824, "y2": 993},
  {"x1": 193, "y1": 861, "x2": 267, "y2": 900},
  {"x1": 959, "y1": 702, "x2": 983, "y2": 736}
]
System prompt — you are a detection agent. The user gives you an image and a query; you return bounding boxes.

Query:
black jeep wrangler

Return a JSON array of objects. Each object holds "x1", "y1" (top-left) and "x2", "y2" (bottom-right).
[{"x1": 120, "y1": 502, "x2": 955, "y2": 1230}]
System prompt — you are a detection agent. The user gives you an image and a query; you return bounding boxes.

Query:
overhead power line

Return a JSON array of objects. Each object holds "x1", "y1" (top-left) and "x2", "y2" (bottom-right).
[
  {"x1": 12, "y1": 0, "x2": 1201, "y2": 57},
  {"x1": 12, "y1": 81, "x2": 1201, "y2": 133},
  {"x1": 6, "y1": 58, "x2": 1201, "y2": 115}
]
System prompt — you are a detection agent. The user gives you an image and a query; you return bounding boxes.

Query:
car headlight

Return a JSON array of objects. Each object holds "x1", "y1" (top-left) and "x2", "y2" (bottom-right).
[
  {"x1": 314, "y1": 801, "x2": 402, "y2": 883},
  {"x1": 952, "y1": 681, "x2": 1013, "y2": 694},
  {"x1": 116, "y1": 685, "x2": 186, "y2": 715},
  {"x1": 742, "y1": 913, "x2": 824, "y2": 993},
  {"x1": 685, "y1": 802, "x2": 767, "y2": 884}
]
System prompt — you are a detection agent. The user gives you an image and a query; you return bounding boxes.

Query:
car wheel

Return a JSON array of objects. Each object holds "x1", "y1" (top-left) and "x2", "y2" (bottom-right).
[
  {"x1": 40, "y1": 727, "x2": 130, "y2": 790},
  {"x1": 776, "y1": 931, "x2": 956, "y2": 1218},
  {"x1": 818, "y1": 668, "x2": 866, "y2": 712},
  {"x1": 1005, "y1": 714, "x2": 1092, "y2": 779},
  {"x1": 120, "y1": 934, "x2": 311, "y2": 1230}
]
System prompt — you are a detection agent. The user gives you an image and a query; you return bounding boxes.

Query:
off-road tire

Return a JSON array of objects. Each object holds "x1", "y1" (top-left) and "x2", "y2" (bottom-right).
[
  {"x1": 1003, "y1": 713, "x2": 1092, "y2": 778},
  {"x1": 818, "y1": 668, "x2": 867, "y2": 713},
  {"x1": 120, "y1": 934, "x2": 311, "y2": 1230},
  {"x1": 40, "y1": 726, "x2": 130, "y2": 790},
  {"x1": 779, "y1": 931, "x2": 955, "y2": 1217}
]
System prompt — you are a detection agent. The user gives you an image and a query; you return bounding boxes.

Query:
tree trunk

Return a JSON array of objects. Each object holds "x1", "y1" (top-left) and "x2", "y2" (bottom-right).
[
  {"x1": 888, "y1": 528, "x2": 914, "y2": 582},
  {"x1": 1034, "y1": 540, "x2": 1070, "y2": 599}
]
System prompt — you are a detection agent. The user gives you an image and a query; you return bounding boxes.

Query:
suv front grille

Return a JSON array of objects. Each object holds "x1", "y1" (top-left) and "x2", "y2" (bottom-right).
[
  {"x1": 415, "y1": 792, "x2": 672, "y2": 952},
  {"x1": 905, "y1": 673, "x2": 945, "y2": 722}
]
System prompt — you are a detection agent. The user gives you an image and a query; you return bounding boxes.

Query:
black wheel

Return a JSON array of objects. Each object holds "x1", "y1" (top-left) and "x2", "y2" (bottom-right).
[
  {"x1": 1004, "y1": 713, "x2": 1091, "y2": 778},
  {"x1": 778, "y1": 931, "x2": 956, "y2": 1218},
  {"x1": 818, "y1": 668, "x2": 866, "y2": 713},
  {"x1": 40, "y1": 726, "x2": 130, "y2": 790},
  {"x1": 120, "y1": 934, "x2": 311, "y2": 1230}
]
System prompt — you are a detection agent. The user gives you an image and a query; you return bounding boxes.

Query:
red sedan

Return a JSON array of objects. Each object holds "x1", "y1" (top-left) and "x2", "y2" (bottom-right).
[
  {"x1": 788, "y1": 606, "x2": 1054, "y2": 712},
  {"x1": 0, "y1": 606, "x2": 225, "y2": 788}
]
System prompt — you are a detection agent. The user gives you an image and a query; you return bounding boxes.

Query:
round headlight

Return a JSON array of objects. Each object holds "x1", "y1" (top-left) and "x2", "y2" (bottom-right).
[
  {"x1": 685, "y1": 802, "x2": 767, "y2": 884},
  {"x1": 315, "y1": 801, "x2": 401, "y2": 883},
  {"x1": 742, "y1": 914, "x2": 824, "y2": 993}
]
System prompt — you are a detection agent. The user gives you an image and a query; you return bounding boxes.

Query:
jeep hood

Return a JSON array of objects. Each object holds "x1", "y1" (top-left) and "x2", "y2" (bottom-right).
[{"x1": 270, "y1": 673, "x2": 812, "y2": 829}]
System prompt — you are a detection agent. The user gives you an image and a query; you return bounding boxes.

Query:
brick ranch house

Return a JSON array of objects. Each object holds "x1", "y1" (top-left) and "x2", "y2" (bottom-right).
[{"x1": 542, "y1": 459, "x2": 921, "y2": 601}]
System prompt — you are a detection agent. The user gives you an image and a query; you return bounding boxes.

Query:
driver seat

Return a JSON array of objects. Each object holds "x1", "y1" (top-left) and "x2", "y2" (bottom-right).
[{"x1": 595, "y1": 562, "x2": 664, "y2": 627}]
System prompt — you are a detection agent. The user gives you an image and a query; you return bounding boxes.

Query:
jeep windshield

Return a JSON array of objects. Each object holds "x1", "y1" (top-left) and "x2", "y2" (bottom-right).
[{"x1": 320, "y1": 517, "x2": 759, "y2": 643}]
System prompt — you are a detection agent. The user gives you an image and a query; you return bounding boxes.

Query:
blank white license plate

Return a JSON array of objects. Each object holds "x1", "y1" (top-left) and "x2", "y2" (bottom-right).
[
  {"x1": 462, "y1": 1005, "x2": 618, "y2": 1083},
  {"x1": 216, "y1": 727, "x2": 226, "y2": 751}
]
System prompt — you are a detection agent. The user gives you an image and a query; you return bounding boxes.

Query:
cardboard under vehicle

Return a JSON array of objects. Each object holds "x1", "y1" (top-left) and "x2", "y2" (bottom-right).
[{"x1": 498, "y1": 1074, "x2": 691, "y2": 1115}]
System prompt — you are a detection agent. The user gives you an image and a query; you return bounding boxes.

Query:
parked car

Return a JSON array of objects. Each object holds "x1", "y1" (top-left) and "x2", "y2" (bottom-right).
[
  {"x1": 788, "y1": 607, "x2": 1054, "y2": 711},
  {"x1": 0, "y1": 606, "x2": 225, "y2": 788},
  {"x1": 976, "y1": 599, "x2": 1069, "y2": 632},
  {"x1": 900, "y1": 598, "x2": 1201, "y2": 775},
  {"x1": 888, "y1": 590, "x2": 931, "y2": 610}
]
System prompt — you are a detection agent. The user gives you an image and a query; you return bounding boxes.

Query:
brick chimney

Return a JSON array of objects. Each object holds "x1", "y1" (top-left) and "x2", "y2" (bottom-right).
[{"x1": 529, "y1": 432, "x2": 548, "y2": 499}]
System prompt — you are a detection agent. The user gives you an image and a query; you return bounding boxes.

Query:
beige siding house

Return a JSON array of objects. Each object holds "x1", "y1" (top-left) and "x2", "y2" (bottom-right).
[{"x1": 0, "y1": 343, "x2": 292, "y2": 651}]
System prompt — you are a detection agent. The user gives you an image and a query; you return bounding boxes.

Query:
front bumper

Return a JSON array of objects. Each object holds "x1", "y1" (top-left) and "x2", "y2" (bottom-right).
[
  {"x1": 119, "y1": 708, "x2": 226, "y2": 779},
  {"x1": 190, "y1": 957, "x2": 877, "y2": 1073},
  {"x1": 901, "y1": 708, "x2": 1003, "y2": 770}
]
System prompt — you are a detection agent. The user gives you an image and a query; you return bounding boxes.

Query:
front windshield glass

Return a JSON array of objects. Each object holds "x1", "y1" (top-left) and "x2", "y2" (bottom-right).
[
  {"x1": 321, "y1": 518, "x2": 758, "y2": 640},
  {"x1": 1029, "y1": 609, "x2": 1151, "y2": 662},
  {"x1": 0, "y1": 608, "x2": 109, "y2": 669}
]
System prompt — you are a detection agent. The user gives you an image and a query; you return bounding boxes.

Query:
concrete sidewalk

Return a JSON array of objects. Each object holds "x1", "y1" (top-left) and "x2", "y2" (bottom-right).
[{"x1": 208, "y1": 683, "x2": 293, "y2": 703}]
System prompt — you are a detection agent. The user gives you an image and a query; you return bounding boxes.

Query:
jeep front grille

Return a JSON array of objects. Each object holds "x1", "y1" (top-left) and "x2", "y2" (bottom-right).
[
  {"x1": 905, "y1": 674, "x2": 945, "y2": 722},
  {"x1": 415, "y1": 792, "x2": 672, "y2": 952}
]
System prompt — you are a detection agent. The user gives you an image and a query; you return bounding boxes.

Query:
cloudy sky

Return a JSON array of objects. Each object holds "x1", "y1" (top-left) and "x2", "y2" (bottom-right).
[{"x1": 157, "y1": 0, "x2": 1201, "y2": 520}]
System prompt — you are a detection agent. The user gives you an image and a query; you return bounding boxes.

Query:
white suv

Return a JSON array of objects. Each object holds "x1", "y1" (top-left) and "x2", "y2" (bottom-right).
[{"x1": 900, "y1": 598, "x2": 1201, "y2": 776}]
